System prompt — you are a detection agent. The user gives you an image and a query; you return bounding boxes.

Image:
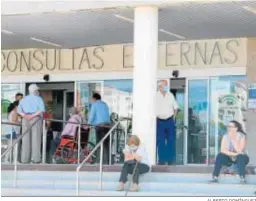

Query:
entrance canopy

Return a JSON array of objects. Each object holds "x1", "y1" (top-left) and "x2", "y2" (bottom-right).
[{"x1": 1, "y1": 1, "x2": 256, "y2": 49}]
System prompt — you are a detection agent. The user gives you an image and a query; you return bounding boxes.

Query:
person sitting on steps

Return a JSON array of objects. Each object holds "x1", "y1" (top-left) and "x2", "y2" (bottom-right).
[
  {"x1": 116, "y1": 135, "x2": 150, "y2": 192},
  {"x1": 209, "y1": 120, "x2": 249, "y2": 184}
]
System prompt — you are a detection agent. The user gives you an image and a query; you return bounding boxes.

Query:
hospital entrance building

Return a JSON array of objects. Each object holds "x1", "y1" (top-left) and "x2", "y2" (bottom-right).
[{"x1": 1, "y1": 3, "x2": 256, "y2": 167}]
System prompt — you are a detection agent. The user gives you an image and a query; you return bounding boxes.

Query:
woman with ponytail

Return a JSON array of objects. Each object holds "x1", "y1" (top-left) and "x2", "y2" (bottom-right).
[
  {"x1": 4, "y1": 100, "x2": 21, "y2": 163},
  {"x1": 210, "y1": 120, "x2": 249, "y2": 184}
]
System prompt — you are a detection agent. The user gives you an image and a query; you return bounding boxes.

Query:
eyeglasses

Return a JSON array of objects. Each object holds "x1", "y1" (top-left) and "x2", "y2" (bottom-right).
[{"x1": 227, "y1": 125, "x2": 236, "y2": 128}]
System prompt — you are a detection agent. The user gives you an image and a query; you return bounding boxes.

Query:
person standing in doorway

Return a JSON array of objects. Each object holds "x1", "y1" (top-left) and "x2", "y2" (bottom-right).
[
  {"x1": 17, "y1": 84, "x2": 45, "y2": 164},
  {"x1": 88, "y1": 92, "x2": 111, "y2": 164},
  {"x1": 15, "y1": 93, "x2": 24, "y2": 101},
  {"x1": 156, "y1": 80, "x2": 179, "y2": 165}
]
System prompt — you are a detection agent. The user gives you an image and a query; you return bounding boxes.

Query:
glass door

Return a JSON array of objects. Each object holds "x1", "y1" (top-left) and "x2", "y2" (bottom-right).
[
  {"x1": 75, "y1": 81, "x2": 104, "y2": 145},
  {"x1": 185, "y1": 78, "x2": 209, "y2": 165},
  {"x1": 63, "y1": 91, "x2": 75, "y2": 121},
  {"x1": 175, "y1": 89, "x2": 185, "y2": 165}
]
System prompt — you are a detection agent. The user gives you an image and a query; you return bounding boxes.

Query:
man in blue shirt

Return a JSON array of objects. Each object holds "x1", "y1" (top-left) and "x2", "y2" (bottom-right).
[
  {"x1": 88, "y1": 93, "x2": 111, "y2": 164},
  {"x1": 18, "y1": 84, "x2": 45, "y2": 164}
]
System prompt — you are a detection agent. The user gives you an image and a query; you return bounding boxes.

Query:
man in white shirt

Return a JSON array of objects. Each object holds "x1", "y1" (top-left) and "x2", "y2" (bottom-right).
[{"x1": 156, "y1": 80, "x2": 179, "y2": 165}]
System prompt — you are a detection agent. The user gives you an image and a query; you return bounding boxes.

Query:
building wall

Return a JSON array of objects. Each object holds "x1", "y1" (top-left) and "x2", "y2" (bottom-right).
[
  {"x1": 1, "y1": 38, "x2": 248, "y2": 77},
  {"x1": 1, "y1": 37, "x2": 255, "y2": 165}
]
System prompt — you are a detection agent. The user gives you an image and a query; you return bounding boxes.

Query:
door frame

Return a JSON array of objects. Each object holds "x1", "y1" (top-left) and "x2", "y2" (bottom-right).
[
  {"x1": 74, "y1": 80, "x2": 104, "y2": 107},
  {"x1": 184, "y1": 77, "x2": 210, "y2": 165},
  {"x1": 63, "y1": 90, "x2": 74, "y2": 122}
]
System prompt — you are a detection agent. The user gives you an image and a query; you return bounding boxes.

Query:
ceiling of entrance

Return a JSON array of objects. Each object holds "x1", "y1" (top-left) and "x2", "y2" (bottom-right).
[{"x1": 2, "y1": 1, "x2": 256, "y2": 49}]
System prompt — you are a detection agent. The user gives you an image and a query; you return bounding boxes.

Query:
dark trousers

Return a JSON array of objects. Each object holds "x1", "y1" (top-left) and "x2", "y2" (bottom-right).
[
  {"x1": 119, "y1": 162, "x2": 150, "y2": 184},
  {"x1": 156, "y1": 117, "x2": 176, "y2": 163},
  {"x1": 95, "y1": 126, "x2": 110, "y2": 164},
  {"x1": 213, "y1": 153, "x2": 249, "y2": 177}
]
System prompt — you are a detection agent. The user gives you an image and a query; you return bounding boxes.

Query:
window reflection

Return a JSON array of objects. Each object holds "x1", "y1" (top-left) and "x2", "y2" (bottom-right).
[
  {"x1": 187, "y1": 80, "x2": 208, "y2": 164},
  {"x1": 209, "y1": 75, "x2": 247, "y2": 164},
  {"x1": 103, "y1": 80, "x2": 133, "y2": 164}
]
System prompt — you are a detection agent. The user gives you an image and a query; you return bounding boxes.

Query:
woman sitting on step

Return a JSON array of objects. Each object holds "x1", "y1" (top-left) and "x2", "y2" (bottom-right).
[
  {"x1": 116, "y1": 135, "x2": 150, "y2": 192},
  {"x1": 210, "y1": 120, "x2": 249, "y2": 184}
]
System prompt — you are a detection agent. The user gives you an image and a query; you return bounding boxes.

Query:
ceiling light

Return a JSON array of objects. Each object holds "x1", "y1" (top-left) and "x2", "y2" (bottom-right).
[
  {"x1": 159, "y1": 29, "x2": 186, "y2": 40},
  {"x1": 114, "y1": 14, "x2": 134, "y2": 23},
  {"x1": 1, "y1": 29, "x2": 14, "y2": 35},
  {"x1": 242, "y1": 6, "x2": 256, "y2": 15},
  {"x1": 30, "y1": 37, "x2": 61, "y2": 47}
]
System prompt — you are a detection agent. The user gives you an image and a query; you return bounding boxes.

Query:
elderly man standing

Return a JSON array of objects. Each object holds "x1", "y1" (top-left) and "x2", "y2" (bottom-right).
[
  {"x1": 18, "y1": 84, "x2": 45, "y2": 164},
  {"x1": 156, "y1": 80, "x2": 179, "y2": 165}
]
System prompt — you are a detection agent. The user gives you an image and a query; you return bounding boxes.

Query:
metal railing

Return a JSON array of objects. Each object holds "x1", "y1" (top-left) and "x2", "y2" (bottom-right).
[
  {"x1": 41, "y1": 118, "x2": 111, "y2": 164},
  {"x1": 75, "y1": 117, "x2": 131, "y2": 196},
  {"x1": 1, "y1": 122, "x2": 22, "y2": 164},
  {"x1": 1, "y1": 117, "x2": 131, "y2": 191},
  {"x1": 1, "y1": 118, "x2": 42, "y2": 187}
]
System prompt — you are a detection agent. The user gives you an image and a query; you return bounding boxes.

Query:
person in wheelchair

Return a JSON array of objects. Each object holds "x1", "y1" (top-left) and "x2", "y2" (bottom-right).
[
  {"x1": 52, "y1": 107, "x2": 84, "y2": 149},
  {"x1": 116, "y1": 135, "x2": 150, "y2": 192},
  {"x1": 61, "y1": 107, "x2": 85, "y2": 137},
  {"x1": 52, "y1": 107, "x2": 90, "y2": 164},
  {"x1": 210, "y1": 120, "x2": 249, "y2": 184}
]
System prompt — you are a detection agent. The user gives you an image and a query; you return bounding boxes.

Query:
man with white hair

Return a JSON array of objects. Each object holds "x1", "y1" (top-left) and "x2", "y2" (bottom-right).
[
  {"x1": 156, "y1": 80, "x2": 179, "y2": 165},
  {"x1": 18, "y1": 84, "x2": 45, "y2": 164}
]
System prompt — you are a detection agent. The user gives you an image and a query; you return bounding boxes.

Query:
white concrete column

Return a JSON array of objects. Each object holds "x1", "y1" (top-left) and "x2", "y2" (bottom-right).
[{"x1": 132, "y1": 6, "x2": 158, "y2": 165}]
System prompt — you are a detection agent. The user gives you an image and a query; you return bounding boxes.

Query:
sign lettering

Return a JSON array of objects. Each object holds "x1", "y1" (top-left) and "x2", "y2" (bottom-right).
[{"x1": 1, "y1": 38, "x2": 246, "y2": 75}]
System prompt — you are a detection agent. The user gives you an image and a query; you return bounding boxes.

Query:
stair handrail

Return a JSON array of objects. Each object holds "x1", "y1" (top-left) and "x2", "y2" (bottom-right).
[
  {"x1": 1, "y1": 122, "x2": 22, "y2": 127},
  {"x1": 44, "y1": 118, "x2": 111, "y2": 128},
  {"x1": 1, "y1": 118, "x2": 42, "y2": 188},
  {"x1": 75, "y1": 117, "x2": 132, "y2": 196}
]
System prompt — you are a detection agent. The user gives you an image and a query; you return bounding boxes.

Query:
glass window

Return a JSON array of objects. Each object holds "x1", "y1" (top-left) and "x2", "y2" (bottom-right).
[
  {"x1": 103, "y1": 80, "x2": 133, "y2": 164},
  {"x1": 103, "y1": 80, "x2": 133, "y2": 121},
  {"x1": 1, "y1": 83, "x2": 23, "y2": 134},
  {"x1": 209, "y1": 75, "x2": 247, "y2": 164},
  {"x1": 1, "y1": 83, "x2": 23, "y2": 160}
]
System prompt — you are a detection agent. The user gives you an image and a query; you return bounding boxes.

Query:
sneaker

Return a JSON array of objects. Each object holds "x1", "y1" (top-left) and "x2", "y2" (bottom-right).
[
  {"x1": 240, "y1": 177, "x2": 247, "y2": 184},
  {"x1": 116, "y1": 183, "x2": 124, "y2": 191},
  {"x1": 209, "y1": 177, "x2": 219, "y2": 183}
]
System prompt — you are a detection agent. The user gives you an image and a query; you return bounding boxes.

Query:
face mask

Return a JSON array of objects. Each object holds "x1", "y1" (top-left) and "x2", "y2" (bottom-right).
[
  {"x1": 163, "y1": 85, "x2": 169, "y2": 92},
  {"x1": 129, "y1": 145, "x2": 138, "y2": 152}
]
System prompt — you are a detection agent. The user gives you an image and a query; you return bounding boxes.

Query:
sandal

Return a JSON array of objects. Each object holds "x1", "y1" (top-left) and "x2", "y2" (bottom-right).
[
  {"x1": 116, "y1": 183, "x2": 124, "y2": 191},
  {"x1": 129, "y1": 184, "x2": 139, "y2": 192}
]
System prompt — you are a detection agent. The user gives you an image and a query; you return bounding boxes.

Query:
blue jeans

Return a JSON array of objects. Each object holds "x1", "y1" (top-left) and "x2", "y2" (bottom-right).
[
  {"x1": 213, "y1": 153, "x2": 249, "y2": 177},
  {"x1": 156, "y1": 117, "x2": 176, "y2": 163}
]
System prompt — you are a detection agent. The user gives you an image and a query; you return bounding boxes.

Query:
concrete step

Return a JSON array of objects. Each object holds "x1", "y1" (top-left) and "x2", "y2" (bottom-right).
[
  {"x1": 2, "y1": 187, "x2": 256, "y2": 196},
  {"x1": 2, "y1": 171, "x2": 256, "y2": 184},
  {"x1": 2, "y1": 164, "x2": 256, "y2": 174},
  {"x1": 2, "y1": 170, "x2": 256, "y2": 196},
  {"x1": 2, "y1": 180, "x2": 255, "y2": 195}
]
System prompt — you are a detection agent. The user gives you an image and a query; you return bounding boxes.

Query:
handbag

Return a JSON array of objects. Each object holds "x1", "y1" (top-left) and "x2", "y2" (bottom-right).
[{"x1": 5, "y1": 128, "x2": 17, "y2": 140}]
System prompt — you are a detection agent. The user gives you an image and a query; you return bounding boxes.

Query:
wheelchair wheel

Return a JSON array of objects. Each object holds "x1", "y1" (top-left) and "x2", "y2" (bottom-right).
[
  {"x1": 61, "y1": 140, "x2": 77, "y2": 164},
  {"x1": 61, "y1": 141, "x2": 96, "y2": 164}
]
